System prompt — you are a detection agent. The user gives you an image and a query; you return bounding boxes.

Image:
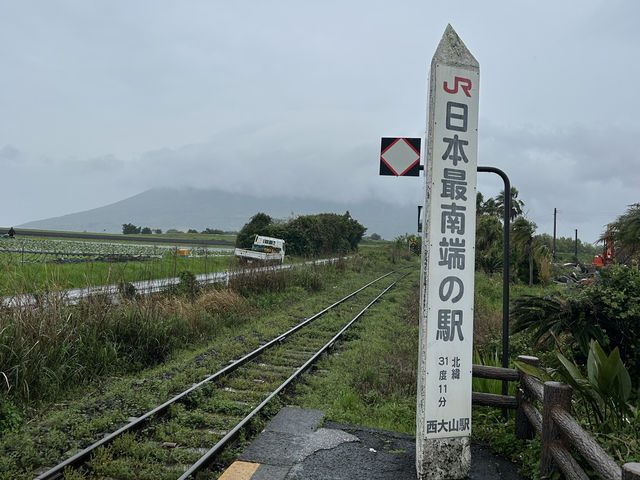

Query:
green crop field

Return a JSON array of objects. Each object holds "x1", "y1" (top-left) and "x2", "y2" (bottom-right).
[{"x1": 0, "y1": 235, "x2": 234, "y2": 296}]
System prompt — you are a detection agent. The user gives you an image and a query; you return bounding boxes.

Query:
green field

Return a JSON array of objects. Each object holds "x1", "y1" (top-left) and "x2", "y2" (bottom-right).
[
  {"x1": 4, "y1": 228, "x2": 236, "y2": 245},
  {"x1": 0, "y1": 235, "x2": 236, "y2": 296}
]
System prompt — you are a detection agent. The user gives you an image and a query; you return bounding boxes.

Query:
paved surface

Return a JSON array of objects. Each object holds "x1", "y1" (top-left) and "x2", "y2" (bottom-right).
[{"x1": 220, "y1": 407, "x2": 525, "y2": 480}]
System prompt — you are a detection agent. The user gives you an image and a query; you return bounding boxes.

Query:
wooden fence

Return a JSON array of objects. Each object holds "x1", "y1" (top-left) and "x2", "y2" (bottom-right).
[{"x1": 471, "y1": 355, "x2": 640, "y2": 480}]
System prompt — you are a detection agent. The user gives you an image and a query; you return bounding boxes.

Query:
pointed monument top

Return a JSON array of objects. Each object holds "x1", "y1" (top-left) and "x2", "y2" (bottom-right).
[{"x1": 432, "y1": 24, "x2": 479, "y2": 70}]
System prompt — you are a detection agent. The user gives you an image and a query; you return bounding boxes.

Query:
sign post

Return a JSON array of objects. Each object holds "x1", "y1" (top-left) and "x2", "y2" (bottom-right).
[{"x1": 417, "y1": 25, "x2": 479, "y2": 479}]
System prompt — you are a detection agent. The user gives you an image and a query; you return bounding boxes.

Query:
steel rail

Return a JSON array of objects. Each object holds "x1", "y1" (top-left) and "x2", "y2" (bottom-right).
[
  {"x1": 179, "y1": 273, "x2": 409, "y2": 479},
  {"x1": 35, "y1": 271, "x2": 395, "y2": 480}
]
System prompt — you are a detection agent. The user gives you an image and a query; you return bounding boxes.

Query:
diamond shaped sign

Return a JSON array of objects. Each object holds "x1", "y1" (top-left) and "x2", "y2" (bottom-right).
[{"x1": 379, "y1": 137, "x2": 421, "y2": 176}]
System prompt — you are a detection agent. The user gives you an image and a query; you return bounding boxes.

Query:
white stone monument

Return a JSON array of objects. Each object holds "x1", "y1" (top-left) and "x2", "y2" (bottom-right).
[{"x1": 417, "y1": 24, "x2": 479, "y2": 479}]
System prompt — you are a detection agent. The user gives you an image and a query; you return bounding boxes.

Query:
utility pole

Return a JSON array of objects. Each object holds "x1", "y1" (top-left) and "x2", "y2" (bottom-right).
[
  {"x1": 575, "y1": 229, "x2": 578, "y2": 260},
  {"x1": 553, "y1": 208, "x2": 557, "y2": 260}
]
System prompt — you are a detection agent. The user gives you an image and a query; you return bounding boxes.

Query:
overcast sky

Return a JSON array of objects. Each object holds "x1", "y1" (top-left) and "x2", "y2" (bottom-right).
[{"x1": 2, "y1": 0, "x2": 639, "y2": 242}]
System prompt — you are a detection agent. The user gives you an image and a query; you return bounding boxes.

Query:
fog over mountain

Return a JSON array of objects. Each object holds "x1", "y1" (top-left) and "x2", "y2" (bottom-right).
[
  {"x1": 4, "y1": 2, "x2": 639, "y2": 243},
  {"x1": 18, "y1": 187, "x2": 418, "y2": 240}
]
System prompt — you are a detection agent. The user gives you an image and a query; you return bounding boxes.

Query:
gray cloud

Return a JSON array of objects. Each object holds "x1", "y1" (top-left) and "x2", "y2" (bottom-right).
[
  {"x1": 479, "y1": 121, "x2": 639, "y2": 242},
  {"x1": 0, "y1": 145, "x2": 21, "y2": 164},
  {"x1": 1, "y1": 1, "x2": 638, "y2": 244}
]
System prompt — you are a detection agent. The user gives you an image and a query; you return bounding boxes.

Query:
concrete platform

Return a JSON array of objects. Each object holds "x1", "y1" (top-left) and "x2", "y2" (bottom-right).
[{"x1": 219, "y1": 407, "x2": 525, "y2": 480}]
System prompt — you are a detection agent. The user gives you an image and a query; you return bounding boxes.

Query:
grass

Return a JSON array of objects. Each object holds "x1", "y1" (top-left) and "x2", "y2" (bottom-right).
[
  {"x1": 0, "y1": 230, "x2": 238, "y2": 296},
  {"x1": 0, "y1": 247, "x2": 406, "y2": 478},
  {"x1": 0, "y1": 258, "x2": 373, "y2": 406},
  {"x1": 2, "y1": 238, "x2": 635, "y2": 479},
  {"x1": 473, "y1": 271, "x2": 557, "y2": 351},
  {"x1": 0, "y1": 251, "x2": 233, "y2": 296},
  {"x1": 0, "y1": 235, "x2": 345, "y2": 296},
  {"x1": 290, "y1": 272, "x2": 420, "y2": 434}
]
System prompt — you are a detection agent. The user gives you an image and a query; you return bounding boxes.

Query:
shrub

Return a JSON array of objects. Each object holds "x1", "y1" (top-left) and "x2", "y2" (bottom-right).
[
  {"x1": 585, "y1": 265, "x2": 640, "y2": 381},
  {"x1": 512, "y1": 264, "x2": 640, "y2": 388},
  {"x1": 0, "y1": 397, "x2": 22, "y2": 434},
  {"x1": 235, "y1": 213, "x2": 272, "y2": 249},
  {"x1": 118, "y1": 282, "x2": 137, "y2": 300},
  {"x1": 174, "y1": 270, "x2": 199, "y2": 299},
  {"x1": 554, "y1": 340, "x2": 633, "y2": 431},
  {"x1": 194, "y1": 289, "x2": 249, "y2": 316},
  {"x1": 235, "y1": 211, "x2": 366, "y2": 256},
  {"x1": 122, "y1": 223, "x2": 141, "y2": 234}
]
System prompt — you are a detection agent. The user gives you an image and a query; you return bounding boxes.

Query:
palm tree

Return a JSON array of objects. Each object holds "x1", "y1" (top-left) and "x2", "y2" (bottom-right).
[
  {"x1": 495, "y1": 187, "x2": 525, "y2": 222},
  {"x1": 475, "y1": 214, "x2": 504, "y2": 274},
  {"x1": 601, "y1": 203, "x2": 640, "y2": 264},
  {"x1": 534, "y1": 243, "x2": 553, "y2": 285},
  {"x1": 477, "y1": 192, "x2": 501, "y2": 218},
  {"x1": 512, "y1": 217, "x2": 537, "y2": 286}
]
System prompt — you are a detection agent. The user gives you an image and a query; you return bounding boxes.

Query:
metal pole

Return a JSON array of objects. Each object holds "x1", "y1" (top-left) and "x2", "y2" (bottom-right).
[
  {"x1": 477, "y1": 166, "x2": 511, "y2": 398},
  {"x1": 575, "y1": 229, "x2": 578, "y2": 260},
  {"x1": 553, "y1": 208, "x2": 557, "y2": 260}
]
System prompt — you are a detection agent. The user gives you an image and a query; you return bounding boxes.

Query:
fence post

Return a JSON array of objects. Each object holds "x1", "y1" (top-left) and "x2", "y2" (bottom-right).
[
  {"x1": 515, "y1": 355, "x2": 539, "y2": 440},
  {"x1": 623, "y1": 463, "x2": 640, "y2": 480},
  {"x1": 541, "y1": 381, "x2": 572, "y2": 476}
]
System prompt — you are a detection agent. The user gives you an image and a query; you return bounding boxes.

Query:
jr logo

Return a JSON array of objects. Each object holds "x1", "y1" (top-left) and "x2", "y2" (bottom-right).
[{"x1": 443, "y1": 77, "x2": 472, "y2": 97}]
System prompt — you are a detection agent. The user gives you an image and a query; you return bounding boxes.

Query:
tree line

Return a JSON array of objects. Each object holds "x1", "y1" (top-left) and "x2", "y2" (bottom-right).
[
  {"x1": 121, "y1": 224, "x2": 230, "y2": 235},
  {"x1": 475, "y1": 187, "x2": 545, "y2": 284},
  {"x1": 235, "y1": 212, "x2": 366, "y2": 256},
  {"x1": 476, "y1": 188, "x2": 640, "y2": 286},
  {"x1": 475, "y1": 188, "x2": 598, "y2": 285}
]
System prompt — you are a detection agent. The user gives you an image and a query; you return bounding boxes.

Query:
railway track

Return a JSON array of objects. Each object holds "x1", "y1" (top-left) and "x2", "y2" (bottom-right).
[{"x1": 35, "y1": 270, "x2": 407, "y2": 480}]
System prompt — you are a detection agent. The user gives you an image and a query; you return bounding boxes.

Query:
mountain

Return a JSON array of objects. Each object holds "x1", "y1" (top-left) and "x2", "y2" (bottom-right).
[{"x1": 18, "y1": 188, "x2": 419, "y2": 240}]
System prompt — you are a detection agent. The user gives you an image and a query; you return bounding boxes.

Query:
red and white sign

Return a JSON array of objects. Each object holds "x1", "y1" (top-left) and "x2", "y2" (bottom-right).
[{"x1": 380, "y1": 137, "x2": 421, "y2": 176}]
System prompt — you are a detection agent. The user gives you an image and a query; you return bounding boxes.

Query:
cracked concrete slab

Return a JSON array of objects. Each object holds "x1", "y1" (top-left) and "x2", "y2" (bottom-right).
[
  {"x1": 263, "y1": 407, "x2": 324, "y2": 435},
  {"x1": 239, "y1": 409, "x2": 358, "y2": 468},
  {"x1": 297, "y1": 427, "x2": 360, "y2": 459},
  {"x1": 234, "y1": 408, "x2": 525, "y2": 480}
]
